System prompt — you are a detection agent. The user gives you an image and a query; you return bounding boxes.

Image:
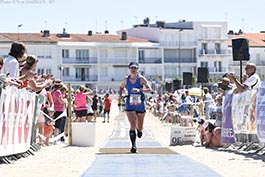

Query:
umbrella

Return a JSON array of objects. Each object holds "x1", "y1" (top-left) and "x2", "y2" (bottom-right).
[{"x1": 188, "y1": 87, "x2": 204, "y2": 97}]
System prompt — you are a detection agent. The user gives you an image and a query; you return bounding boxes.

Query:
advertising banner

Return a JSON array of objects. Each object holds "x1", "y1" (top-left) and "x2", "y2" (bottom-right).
[
  {"x1": 256, "y1": 81, "x2": 265, "y2": 147},
  {"x1": 221, "y1": 90, "x2": 235, "y2": 143},
  {"x1": 170, "y1": 126, "x2": 196, "y2": 146},
  {"x1": 0, "y1": 86, "x2": 36, "y2": 157}
]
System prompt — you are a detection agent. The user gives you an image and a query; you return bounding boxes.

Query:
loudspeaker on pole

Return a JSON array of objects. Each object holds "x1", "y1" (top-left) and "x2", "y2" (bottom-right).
[
  {"x1": 173, "y1": 79, "x2": 181, "y2": 90},
  {"x1": 197, "y1": 67, "x2": 209, "y2": 83},
  {"x1": 183, "y1": 72, "x2": 192, "y2": 85},
  {"x1": 232, "y1": 38, "x2": 250, "y2": 61}
]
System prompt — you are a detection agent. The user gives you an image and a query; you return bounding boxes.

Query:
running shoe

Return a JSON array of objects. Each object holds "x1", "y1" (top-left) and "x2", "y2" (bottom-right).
[
  {"x1": 130, "y1": 146, "x2": 137, "y2": 153},
  {"x1": 137, "y1": 129, "x2": 142, "y2": 138}
]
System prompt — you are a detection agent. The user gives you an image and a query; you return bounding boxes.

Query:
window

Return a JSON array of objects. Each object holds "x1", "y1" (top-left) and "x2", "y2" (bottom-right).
[
  {"x1": 62, "y1": 49, "x2": 69, "y2": 58},
  {"x1": 200, "y1": 62, "x2": 208, "y2": 67},
  {"x1": 37, "y1": 68, "x2": 45, "y2": 75},
  {"x1": 46, "y1": 68, "x2": 52, "y2": 74},
  {"x1": 215, "y1": 43, "x2": 221, "y2": 54},
  {"x1": 138, "y1": 50, "x2": 145, "y2": 62},
  {"x1": 76, "y1": 49, "x2": 89, "y2": 60},
  {"x1": 201, "y1": 43, "x2": 208, "y2": 54},
  {"x1": 214, "y1": 61, "x2": 222, "y2": 72},
  {"x1": 63, "y1": 67, "x2": 70, "y2": 76}
]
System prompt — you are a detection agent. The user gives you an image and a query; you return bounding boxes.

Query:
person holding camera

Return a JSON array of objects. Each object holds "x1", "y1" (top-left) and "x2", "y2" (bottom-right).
[
  {"x1": 227, "y1": 62, "x2": 261, "y2": 93},
  {"x1": 119, "y1": 62, "x2": 154, "y2": 153}
]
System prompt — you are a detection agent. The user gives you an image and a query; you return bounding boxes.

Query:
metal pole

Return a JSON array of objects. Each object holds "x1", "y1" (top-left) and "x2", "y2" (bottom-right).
[
  {"x1": 67, "y1": 83, "x2": 73, "y2": 145},
  {"x1": 240, "y1": 60, "x2": 243, "y2": 83},
  {"x1": 17, "y1": 24, "x2": 22, "y2": 41}
]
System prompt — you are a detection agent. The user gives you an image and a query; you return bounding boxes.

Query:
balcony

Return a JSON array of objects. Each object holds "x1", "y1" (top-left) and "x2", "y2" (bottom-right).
[
  {"x1": 208, "y1": 67, "x2": 227, "y2": 73},
  {"x1": 63, "y1": 75, "x2": 98, "y2": 82},
  {"x1": 160, "y1": 41, "x2": 197, "y2": 47},
  {"x1": 98, "y1": 57, "x2": 136, "y2": 65},
  {"x1": 100, "y1": 77, "x2": 124, "y2": 82},
  {"x1": 62, "y1": 57, "x2": 98, "y2": 64},
  {"x1": 199, "y1": 49, "x2": 230, "y2": 56},
  {"x1": 164, "y1": 57, "x2": 196, "y2": 63},
  {"x1": 138, "y1": 57, "x2": 162, "y2": 64},
  {"x1": 145, "y1": 75, "x2": 162, "y2": 81}
]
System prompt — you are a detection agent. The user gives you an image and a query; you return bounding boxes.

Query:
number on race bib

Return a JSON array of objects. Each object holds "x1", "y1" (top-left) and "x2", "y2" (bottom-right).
[{"x1": 129, "y1": 94, "x2": 141, "y2": 105}]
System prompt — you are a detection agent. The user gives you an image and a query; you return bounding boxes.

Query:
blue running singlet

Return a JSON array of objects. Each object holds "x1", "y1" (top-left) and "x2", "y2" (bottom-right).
[{"x1": 125, "y1": 75, "x2": 146, "y2": 112}]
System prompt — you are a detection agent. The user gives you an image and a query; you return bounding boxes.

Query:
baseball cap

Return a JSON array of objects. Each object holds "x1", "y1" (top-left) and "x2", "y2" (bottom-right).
[{"x1": 128, "y1": 62, "x2": 139, "y2": 68}]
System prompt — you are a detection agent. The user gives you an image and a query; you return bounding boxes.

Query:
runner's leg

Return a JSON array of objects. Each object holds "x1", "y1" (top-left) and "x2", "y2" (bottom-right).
[
  {"x1": 126, "y1": 111, "x2": 137, "y2": 153},
  {"x1": 136, "y1": 112, "x2": 145, "y2": 138}
]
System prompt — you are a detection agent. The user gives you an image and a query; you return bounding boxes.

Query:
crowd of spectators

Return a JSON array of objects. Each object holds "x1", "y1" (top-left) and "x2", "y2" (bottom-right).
[{"x1": 0, "y1": 42, "x2": 113, "y2": 146}]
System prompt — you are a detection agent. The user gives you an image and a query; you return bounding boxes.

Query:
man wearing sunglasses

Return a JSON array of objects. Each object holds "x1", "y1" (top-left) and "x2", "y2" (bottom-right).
[{"x1": 228, "y1": 62, "x2": 261, "y2": 93}]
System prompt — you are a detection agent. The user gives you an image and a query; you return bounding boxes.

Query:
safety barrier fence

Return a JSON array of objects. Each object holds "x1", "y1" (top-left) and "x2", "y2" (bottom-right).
[
  {"x1": 221, "y1": 81, "x2": 265, "y2": 154},
  {"x1": 0, "y1": 86, "x2": 42, "y2": 159}
]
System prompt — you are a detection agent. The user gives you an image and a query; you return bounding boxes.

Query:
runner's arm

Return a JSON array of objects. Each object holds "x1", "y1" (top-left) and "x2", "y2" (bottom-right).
[{"x1": 140, "y1": 76, "x2": 154, "y2": 94}]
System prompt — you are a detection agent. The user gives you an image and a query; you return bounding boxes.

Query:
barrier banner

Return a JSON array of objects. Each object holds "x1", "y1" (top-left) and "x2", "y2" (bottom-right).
[
  {"x1": 256, "y1": 81, "x2": 265, "y2": 147},
  {"x1": 0, "y1": 86, "x2": 36, "y2": 157},
  {"x1": 221, "y1": 90, "x2": 235, "y2": 143},
  {"x1": 170, "y1": 126, "x2": 196, "y2": 146},
  {"x1": 30, "y1": 94, "x2": 45, "y2": 144},
  {"x1": 232, "y1": 90, "x2": 258, "y2": 143}
]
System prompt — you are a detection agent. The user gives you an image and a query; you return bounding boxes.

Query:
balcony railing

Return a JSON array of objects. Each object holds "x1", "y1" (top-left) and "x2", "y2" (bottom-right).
[
  {"x1": 100, "y1": 77, "x2": 124, "y2": 82},
  {"x1": 63, "y1": 75, "x2": 98, "y2": 82},
  {"x1": 145, "y1": 75, "x2": 162, "y2": 81},
  {"x1": 199, "y1": 49, "x2": 229, "y2": 55},
  {"x1": 62, "y1": 57, "x2": 98, "y2": 64},
  {"x1": 98, "y1": 57, "x2": 136, "y2": 64},
  {"x1": 208, "y1": 67, "x2": 227, "y2": 73},
  {"x1": 164, "y1": 58, "x2": 196, "y2": 63},
  {"x1": 160, "y1": 41, "x2": 197, "y2": 47},
  {"x1": 138, "y1": 57, "x2": 162, "y2": 64}
]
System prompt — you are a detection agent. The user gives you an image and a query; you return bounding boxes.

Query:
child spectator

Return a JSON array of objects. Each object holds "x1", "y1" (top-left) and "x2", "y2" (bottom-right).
[{"x1": 43, "y1": 107, "x2": 55, "y2": 146}]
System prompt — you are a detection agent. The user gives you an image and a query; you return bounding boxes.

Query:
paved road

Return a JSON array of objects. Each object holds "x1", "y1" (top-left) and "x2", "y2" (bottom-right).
[{"x1": 82, "y1": 107, "x2": 220, "y2": 177}]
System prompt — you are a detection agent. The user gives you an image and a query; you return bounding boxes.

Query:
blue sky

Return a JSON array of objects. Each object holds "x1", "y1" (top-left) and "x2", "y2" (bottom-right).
[{"x1": 0, "y1": 0, "x2": 264, "y2": 34}]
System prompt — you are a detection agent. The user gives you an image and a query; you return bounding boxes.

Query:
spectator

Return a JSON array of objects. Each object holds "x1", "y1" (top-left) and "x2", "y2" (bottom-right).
[
  {"x1": 2, "y1": 42, "x2": 26, "y2": 78},
  {"x1": 43, "y1": 107, "x2": 55, "y2": 146},
  {"x1": 199, "y1": 120, "x2": 225, "y2": 148},
  {"x1": 92, "y1": 94, "x2": 98, "y2": 122},
  {"x1": 20, "y1": 55, "x2": 53, "y2": 92},
  {"x1": 103, "y1": 93, "x2": 112, "y2": 123},
  {"x1": 0, "y1": 57, "x2": 3, "y2": 72},
  {"x1": 227, "y1": 62, "x2": 261, "y2": 93},
  {"x1": 52, "y1": 83, "x2": 67, "y2": 143},
  {"x1": 74, "y1": 86, "x2": 90, "y2": 122},
  {"x1": 203, "y1": 87, "x2": 214, "y2": 119},
  {"x1": 210, "y1": 94, "x2": 223, "y2": 127}
]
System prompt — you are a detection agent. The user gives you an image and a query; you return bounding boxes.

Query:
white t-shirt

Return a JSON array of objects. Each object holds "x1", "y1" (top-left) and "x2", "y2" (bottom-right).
[
  {"x1": 243, "y1": 73, "x2": 261, "y2": 90},
  {"x1": 2, "y1": 55, "x2": 20, "y2": 78}
]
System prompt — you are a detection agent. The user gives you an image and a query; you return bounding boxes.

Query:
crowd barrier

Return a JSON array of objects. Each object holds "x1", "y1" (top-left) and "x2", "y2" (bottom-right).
[
  {"x1": 221, "y1": 81, "x2": 265, "y2": 147},
  {"x1": 0, "y1": 86, "x2": 41, "y2": 157}
]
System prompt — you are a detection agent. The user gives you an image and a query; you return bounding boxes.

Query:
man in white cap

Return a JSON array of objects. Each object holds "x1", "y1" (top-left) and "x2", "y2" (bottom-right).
[{"x1": 227, "y1": 62, "x2": 261, "y2": 92}]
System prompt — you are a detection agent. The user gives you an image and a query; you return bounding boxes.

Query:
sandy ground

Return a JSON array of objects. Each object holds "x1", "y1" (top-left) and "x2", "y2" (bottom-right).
[{"x1": 0, "y1": 102, "x2": 265, "y2": 177}]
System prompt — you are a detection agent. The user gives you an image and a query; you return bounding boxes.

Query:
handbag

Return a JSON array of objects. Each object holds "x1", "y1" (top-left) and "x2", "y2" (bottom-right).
[{"x1": 87, "y1": 103, "x2": 94, "y2": 114}]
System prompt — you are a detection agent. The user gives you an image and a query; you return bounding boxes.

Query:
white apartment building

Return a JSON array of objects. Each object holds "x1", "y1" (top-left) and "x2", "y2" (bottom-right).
[
  {"x1": 118, "y1": 20, "x2": 230, "y2": 84},
  {"x1": 0, "y1": 32, "x2": 59, "y2": 78},
  {"x1": 1, "y1": 25, "x2": 263, "y2": 93},
  {"x1": 0, "y1": 30, "x2": 158, "y2": 91},
  {"x1": 228, "y1": 32, "x2": 265, "y2": 80}
]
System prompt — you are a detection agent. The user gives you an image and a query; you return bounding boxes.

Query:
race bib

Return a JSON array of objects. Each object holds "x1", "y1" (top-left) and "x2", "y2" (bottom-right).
[{"x1": 129, "y1": 94, "x2": 141, "y2": 105}]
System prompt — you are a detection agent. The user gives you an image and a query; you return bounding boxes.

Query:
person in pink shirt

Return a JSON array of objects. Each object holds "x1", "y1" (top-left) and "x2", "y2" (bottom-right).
[
  {"x1": 52, "y1": 84, "x2": 67, "y2": 139},
  {"x1": 74, "y1": 86, "x2": 92, "y2": 122}
]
